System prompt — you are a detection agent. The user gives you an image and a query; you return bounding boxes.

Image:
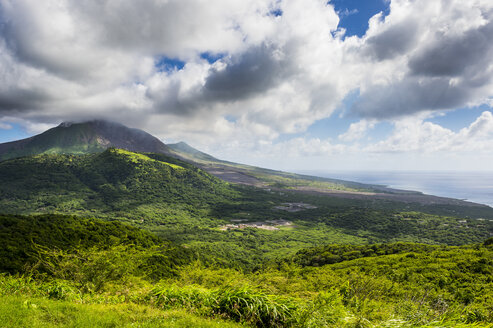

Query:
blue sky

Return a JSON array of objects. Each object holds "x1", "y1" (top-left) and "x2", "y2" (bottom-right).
[
  {"x1": 0, "y1": 123, "x2": 30, "y2": 143},
  {"x1": 1, "y1": 0, "x2": 493, "y2": 171},
  {"x1": 332, "y1": 0, "x2": 390, "y2": 37}
]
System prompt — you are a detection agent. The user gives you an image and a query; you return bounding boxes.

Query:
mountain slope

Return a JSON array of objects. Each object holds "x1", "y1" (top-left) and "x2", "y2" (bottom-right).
[
  {"x1": 168, "y1": 141, "x2": 222, "y2": 163},
  {"x1": 0, "y1": 120, "x2": 170, "y2": 161},
  {"x1": 0, "y1": 148, "x2": 235, "y2": 219},
  {"x1": 0, "y1": 121, "x2": 385, "y2": 195},
  {"x1": 1, "y1": 148, "x2": 493, "y2": 270}
]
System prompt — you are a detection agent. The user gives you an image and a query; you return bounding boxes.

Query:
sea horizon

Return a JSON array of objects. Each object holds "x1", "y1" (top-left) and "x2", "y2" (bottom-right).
[{"x1": 296, "y1": 170, "x2": 493, "y2": 208}]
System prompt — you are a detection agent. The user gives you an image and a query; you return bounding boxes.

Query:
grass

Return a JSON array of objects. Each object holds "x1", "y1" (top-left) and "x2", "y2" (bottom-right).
[{"x1": 0, "y1": 295, "x2": 244, "y2": 328}]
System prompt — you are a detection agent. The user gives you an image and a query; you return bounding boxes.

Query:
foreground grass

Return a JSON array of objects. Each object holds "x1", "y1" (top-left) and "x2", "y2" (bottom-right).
[
  {"x1": 1, "y1": 213, "x2": 492, "y2": 327},
  {"x1": 0, "y1": 295, "x2": 244, "y2": 328}
]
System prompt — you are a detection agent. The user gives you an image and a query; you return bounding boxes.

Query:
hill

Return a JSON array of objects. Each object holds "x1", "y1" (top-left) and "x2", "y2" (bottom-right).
[
  {"x1": 0, "y1": 213, "x2": 159, "y2": 274},
  {"x1": 166, "y1": 139, "x2": 493, "y2": 210},
  {"x1": 0, "y1": 143, "x2": 493, "y2": 326},
  {"x1": 0, "y1": 120, "x2": 170, "y2": 161},
  {"x1": 0, "y1": 121, "x2": 436, "y2": 199},
  {"x1": 0, "y1": 148, "x2": 234, "y2": 217}
]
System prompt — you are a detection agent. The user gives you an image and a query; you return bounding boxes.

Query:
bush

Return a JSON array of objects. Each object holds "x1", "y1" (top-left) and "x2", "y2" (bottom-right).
[{"x1": 151, "y1": 284, "x2": 297, "y2": 327}]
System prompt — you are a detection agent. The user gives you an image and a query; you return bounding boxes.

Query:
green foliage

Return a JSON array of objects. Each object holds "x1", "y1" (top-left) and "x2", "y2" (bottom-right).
[
  {"x1": 0, "y1": 295, "x2": 245, "y2": 327},
  {"x1": 29, "y1": 245, "x2": 170, "y2": 292},
  {"x1": 0, "y1": 214, "x2": 160, "y2": 274},
  {"x1": 1, "y1": 240, "x2": 493, "y2": 327},
  {"x1": 152, "y1": 284, "x2": 297, "y2": 327},
  {"x1": 1, "y1": 149, "x2": 493, "y2": 272},
  {"x1": 249, "y1": 171, "x2": 371, "y2": 192},
  {"x1": 291, "y1": 242, "x2": 439, "y2": 267},
  {"x1": 210, "y1": 286, "x2": 297, "y2": 328},
  {"x1": 2, "y1": 149, "x2": 493, "y2": 326},
  {"x1": 0, "y1": 149, "x2": 237, "y2": 216}
]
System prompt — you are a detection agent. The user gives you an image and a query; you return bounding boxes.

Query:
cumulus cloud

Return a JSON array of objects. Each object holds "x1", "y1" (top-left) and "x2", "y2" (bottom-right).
[
  {"x1": 408, "y1": 22, "x2": 493, "y2": 78},
  {"x1": 203, "y1": 44, "x2": 292, "y2": 102},
  {"x1": 351, "y1": 76, "x2": 490, "y2": 119},
  {"x1": 0, "y1": 0, "x2": 493, "y2": 167},
  {"x1": 203, "y1": 111, "x2": 493, "y2": 171},
  {"x1": 351, "y1": 0, "x2": 493, "y2": 119},
  {"x1": 338, "y1": 120, "x2": 376, "y2": 142},
  {"x1": 363, "y1": 20, "x2": 419, "y2": 61},
  {"x1": 366, "y1": 111, "x2": 493, "y2": 153},
  {"x1": 0, "y1": 0, "x2": 348, "y2": 138}
]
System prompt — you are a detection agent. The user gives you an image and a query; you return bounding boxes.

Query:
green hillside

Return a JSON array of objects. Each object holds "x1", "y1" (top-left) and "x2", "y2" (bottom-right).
[
  {"x1": 0, "y1": 148, "x2": 234, "y2": 215},
  {"x1": 0, "y1": 149, "x2": 493, "y2": 270},
  {"x1": 1, "y1": 219, "x2": 492, "y2": 327},
  {"x1": 3, "y1": 119, "x2": 486, "y2": 208}
]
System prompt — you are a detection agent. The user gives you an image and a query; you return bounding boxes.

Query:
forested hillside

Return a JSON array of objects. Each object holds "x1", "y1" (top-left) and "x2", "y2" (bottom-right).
[{"x1": 1, "y1": 150, "x2": 493, "y2": 327}]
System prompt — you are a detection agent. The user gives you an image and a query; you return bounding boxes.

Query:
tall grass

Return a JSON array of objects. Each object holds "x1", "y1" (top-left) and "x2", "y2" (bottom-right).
[{"x1": 151, "y1": 284, "x2": 297, "y2": 327}]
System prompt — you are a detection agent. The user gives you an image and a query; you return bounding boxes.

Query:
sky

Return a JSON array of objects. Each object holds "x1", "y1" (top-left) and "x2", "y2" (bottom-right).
[{"x1": 1, "y1": 0, "x2": 493, "y2": 171}]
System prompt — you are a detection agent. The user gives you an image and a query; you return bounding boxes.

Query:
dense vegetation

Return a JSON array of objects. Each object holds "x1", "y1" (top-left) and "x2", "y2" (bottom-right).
[
  {"x1": 1, "y1": 149, "x2": 493, "y2": 327},
  {"x1": 0, "y1": 214, "x2": 195, "y2": 285},
  {"x1": 0, "y1": 149, "x2": 492, "y2": 270},
  {"x1": 0, "y1": 217, "x2": 492, "y2": 327},
  {"x1": 0, "y1": 148, "x2": 234, "y2": 215}
]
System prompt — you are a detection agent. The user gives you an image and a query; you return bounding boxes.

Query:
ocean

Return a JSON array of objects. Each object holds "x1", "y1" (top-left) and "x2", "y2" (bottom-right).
[{"x1": 297, "y1": 171, "x2": 493, "y2": 207}]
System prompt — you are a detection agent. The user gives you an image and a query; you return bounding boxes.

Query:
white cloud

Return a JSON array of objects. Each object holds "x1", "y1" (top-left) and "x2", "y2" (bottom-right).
[
  {"x1": 211, "y1": 111, "x2": 493, "y2": 171},
  {"x1": 338, "y1": 120, "x2": 375, "y2": 142},
  {"x1": 0, "y1": 0, "x2": 349, "y2": 141},
  {"x1": 351, "y1": 0, "x2": 493, "y2": 118},
  {"x1": 366, "y1": 111, "x2": 493, "y2": 154},
  {"x1": 0, "y1": 122, "x2": 12, "y2": 130},
  {"x1": 0, "y1": 0, "x2": 493, "y2": 170}
]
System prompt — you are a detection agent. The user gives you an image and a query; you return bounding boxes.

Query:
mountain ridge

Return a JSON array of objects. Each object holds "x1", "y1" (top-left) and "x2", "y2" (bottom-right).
[{"x1": 0, "y1": 120, "x2": 171, "y2": 161}]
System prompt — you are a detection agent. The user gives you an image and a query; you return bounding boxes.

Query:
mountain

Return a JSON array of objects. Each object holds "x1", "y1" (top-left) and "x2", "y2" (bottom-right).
[
  {"x1": 0, "y1": 120, "x2": 170, "y2": 161},
  {"x1": 1, "y1": 148, "x2": 492, "y2": 249},
  {"x1": 1, "y1": 120, "x2": 490, "y2": 211},
  {"x1": 168, "y1": 141, "x2": 222, "y2": 163},
  {"x1": 0, "y1": 120, "x2": 380, "y2": 193}
]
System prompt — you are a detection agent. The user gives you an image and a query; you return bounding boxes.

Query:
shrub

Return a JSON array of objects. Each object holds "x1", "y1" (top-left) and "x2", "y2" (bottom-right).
[{"x1": 151, "y1": 284, "x2": 297, "y2": 327}]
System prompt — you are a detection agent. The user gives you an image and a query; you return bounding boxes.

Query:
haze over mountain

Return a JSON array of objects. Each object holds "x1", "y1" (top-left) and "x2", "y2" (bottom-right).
[{"x1": 167, "y1": 141, "x2": 222, "y2": 163}]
